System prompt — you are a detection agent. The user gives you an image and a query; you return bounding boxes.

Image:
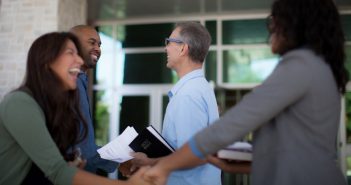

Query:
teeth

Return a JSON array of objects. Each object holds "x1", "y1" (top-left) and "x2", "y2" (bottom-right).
[
  {"x1": 91, "y1": 54, "x2": 98, "y2": 60},
  {"x1": 68, "y1": 68, "x2": 81, "y2": 74}
]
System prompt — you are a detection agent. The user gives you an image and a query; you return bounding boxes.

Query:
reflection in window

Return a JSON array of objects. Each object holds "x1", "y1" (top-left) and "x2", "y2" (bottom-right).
[
  {"x1": 206, "y1": 21, "x2": 217, "y2": 45},
  {"x1": 223, "y1": 48, "x2": 278, "y2": 83},
  {"x1": 345, "y1": 45, "x2": 351, "y2": 77},
  {"x1": 122, "y1": 23, "x2": 175, "y2": 47},
  {"x1": 341, "y1": 14, "x2": 351, "y2": 42},
  {"x1": 223, "y1": 19, "x2": 269, "y2": 45},
  {"x1": 124, "y1": 53, "x2": 177, "y2": 84},
  {"x1": 205, "y1": 51, "x2": 217, "y2": 83}
]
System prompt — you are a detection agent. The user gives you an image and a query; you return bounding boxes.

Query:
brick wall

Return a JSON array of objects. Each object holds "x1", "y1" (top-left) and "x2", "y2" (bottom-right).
[
  {"x1": 0, "y1": 0, "x2": 86, "y2": 100},
  {"x1": 58, "y1": 0, "x2": 87, "y2": 31}
]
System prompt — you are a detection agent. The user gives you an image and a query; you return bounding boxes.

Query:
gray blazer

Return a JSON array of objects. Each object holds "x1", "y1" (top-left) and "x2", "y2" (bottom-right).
[{"x1": 194, "y1": 48, "x2": 347, "y2": 185}]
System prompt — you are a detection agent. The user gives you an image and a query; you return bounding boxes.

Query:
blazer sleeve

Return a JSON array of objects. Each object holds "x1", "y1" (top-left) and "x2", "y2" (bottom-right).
[{"x1": 193, "y1": 53, "x2": 311, "y2": 156}]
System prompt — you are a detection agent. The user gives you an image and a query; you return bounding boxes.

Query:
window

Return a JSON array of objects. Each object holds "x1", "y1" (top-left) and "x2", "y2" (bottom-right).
[{"x1": 93, "y1": 12, "x2": 351, "y2": 183}]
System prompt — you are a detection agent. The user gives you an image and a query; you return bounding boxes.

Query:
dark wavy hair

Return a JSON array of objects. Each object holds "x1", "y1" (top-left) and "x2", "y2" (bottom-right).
[
  {"x1": 269, "y1": 0, "x2": 348, "y2": 94},
  {"x1": 19, "y1": 32, "x2": 87, "y2": 160}
]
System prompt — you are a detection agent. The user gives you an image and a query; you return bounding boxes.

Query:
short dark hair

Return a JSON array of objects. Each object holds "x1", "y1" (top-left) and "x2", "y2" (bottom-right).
[
  {"x1": 269, "y1": 0, "x2": 348, "y2": 94},
  {"x1": 21, "y1": 32, "x2": 87, "y2": 159},
  {"x1": 176, "y1": 22, "x2": 211, "y2": 63}
]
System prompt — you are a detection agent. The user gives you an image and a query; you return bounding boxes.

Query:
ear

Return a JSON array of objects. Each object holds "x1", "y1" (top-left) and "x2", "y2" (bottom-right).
[{"x1": 180, "y1": 44, "x2": 189, "y2": 55}]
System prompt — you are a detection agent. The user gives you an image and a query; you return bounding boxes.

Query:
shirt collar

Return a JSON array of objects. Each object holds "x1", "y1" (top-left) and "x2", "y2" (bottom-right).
[
  {"x1": 78, "y1": 72, "x2": 89, "y2": 88},
  {"x1": 168, "y1": 69, "x2": 204, "y2": 98}
]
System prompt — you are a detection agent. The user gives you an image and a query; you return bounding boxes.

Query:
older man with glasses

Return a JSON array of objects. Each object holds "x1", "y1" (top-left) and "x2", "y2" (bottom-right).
[{"x1": 119, "y1": 22, "x2": 221, "y2": 185}]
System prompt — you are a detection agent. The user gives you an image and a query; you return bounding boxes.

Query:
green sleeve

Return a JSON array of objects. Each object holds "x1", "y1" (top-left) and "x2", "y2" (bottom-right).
[{"x1": 2, "y1": 92, "x2": 77, "y2": 185}]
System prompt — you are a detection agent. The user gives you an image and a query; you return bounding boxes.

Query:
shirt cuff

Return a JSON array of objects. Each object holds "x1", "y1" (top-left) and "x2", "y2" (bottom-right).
[{"x1": 189, "y1": 137, "x2": 205, "y2": 159}]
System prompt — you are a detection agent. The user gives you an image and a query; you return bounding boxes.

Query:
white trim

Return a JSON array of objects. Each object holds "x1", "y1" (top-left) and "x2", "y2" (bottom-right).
[
  {"x1": 120, "y1": 44, "x2": 271, "y2": 54},
  {"x1": 94, "y1": 11, "x2": 270, "y2": 26},
  {"x1": 123, "y1": 47, "x2": 164, "y2": 54},
  {"x1": 217, "y1": 18, "x2": 223, "y2": 85}
]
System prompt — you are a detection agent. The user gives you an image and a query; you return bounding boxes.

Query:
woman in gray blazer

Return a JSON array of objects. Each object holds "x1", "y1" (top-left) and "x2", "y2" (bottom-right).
[{"x1": 143, "y1": 0, "x2": 349, "y2": 185}]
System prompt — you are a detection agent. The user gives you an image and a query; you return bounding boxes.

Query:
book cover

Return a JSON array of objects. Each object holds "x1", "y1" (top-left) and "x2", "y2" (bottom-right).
[
  {"x1": 217, "y1": 142, "x2": 252, "y2": 161},
  {"x1": 129, "y1": 126, "x2": 175, "y2": 158}
]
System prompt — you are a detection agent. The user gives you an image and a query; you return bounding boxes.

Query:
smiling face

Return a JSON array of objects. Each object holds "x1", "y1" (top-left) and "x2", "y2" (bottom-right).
[
  {"x1": 165, "y1": 28, "x2": 184, "y2": 70},
  {"x1": 50, "y1": 40, "x2": 84, "y2": 90},
  {"x1": 73, "y1": 27, "x2": 101, "y2": 70}
]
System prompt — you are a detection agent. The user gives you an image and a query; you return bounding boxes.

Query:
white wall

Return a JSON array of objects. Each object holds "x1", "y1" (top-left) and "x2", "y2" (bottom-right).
[{"x1": 0, "y1": 0, "x2": 86, "y2": 100}]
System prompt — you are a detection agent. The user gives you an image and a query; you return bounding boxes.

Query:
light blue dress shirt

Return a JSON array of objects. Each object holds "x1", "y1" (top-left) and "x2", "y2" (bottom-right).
[
  {"x1": 76, "y1": 73, "x2": 117, "y2": 173},
  {"x1": 162, "y1": 69, "x2": 221, "y2": 185}
]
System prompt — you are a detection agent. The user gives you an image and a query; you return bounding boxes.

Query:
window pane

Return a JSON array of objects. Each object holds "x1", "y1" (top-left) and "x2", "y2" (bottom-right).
[
  {"x1": 217, "y1": 89, "x2": 251, "y2": 112},
  {"x1": 223, "y1": 48, "x2": 278, "y2": 83},
  {"x1": 95, "y1": 29, "x2": 124, "y2": 87},
  {"x1": 341, "y1": 14, "x2": 351, "y2": 42},
  {"x1": 346, "y1": 91, "x2": 351, "y2": 144},
  {"x1": 97, "y1": 25, "x2": 113, "y2": 38},
  {"x1": 345, "y1": 45, "x2": 351, "y2": 77},
  {"x1": 206, "y1": 21, "x2": 217, "y2": 45},
  {"x1": 119, "y1": 96, "x2": 149, "y2": 133},
  {"x1": 223, "y1": 19, "x2": 269, "y2": 44},
  {"x1": 162, "y1": 95, "x2": 169, "y2": 121},
  {"x1": 336, "y1": 0, "x2": 351, "y2": 6},
  {"x1": 121, "y1": 23, "x2": 175, "y2": 47},
  {"x1": 123, "y1": 53, "x2": 176, "y2": 84},
  {"x1": 221, "y1": 0, "x2": 273, "y2": 11},
  {"x1": 205, "y1": 51, "x2": 217, "y2": 83}
]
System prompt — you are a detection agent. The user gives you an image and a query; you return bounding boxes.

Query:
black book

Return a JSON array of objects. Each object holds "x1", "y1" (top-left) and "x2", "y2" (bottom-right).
[{"x1": 129, "y1": 126, "x2": 175, "y2": 158}]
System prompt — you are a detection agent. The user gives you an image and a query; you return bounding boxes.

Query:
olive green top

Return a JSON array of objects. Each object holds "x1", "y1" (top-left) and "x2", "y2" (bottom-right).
[{"x1": 0, "y1": 91, "x2": 77, "y2": 185}]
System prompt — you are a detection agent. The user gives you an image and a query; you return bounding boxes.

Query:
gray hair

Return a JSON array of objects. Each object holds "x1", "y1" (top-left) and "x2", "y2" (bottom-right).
[{"x1": 176, "y1": 22, "x2": 211, "y2": 63}]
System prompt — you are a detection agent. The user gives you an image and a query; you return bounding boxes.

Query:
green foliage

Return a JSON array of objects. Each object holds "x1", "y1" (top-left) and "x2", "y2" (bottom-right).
[
  {"x1": 345, "y1": 92, "x2": 351, "y2": 143},
  {"x1": 95, "y1": 91, "x2": 110, "y2": 146}
]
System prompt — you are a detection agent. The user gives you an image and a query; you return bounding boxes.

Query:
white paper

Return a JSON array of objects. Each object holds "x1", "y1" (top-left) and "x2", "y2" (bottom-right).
[
  {"x1": 97, "y1": 126, "x2": 138, "y2": 163},
  {"x1": 226, "y1": 141, "x2": 252, "y2": 151}
]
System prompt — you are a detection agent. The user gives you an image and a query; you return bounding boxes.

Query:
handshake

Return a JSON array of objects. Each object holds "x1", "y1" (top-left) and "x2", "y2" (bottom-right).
[
  {"x1": 115, "y1": 144, "x2": 251, "y2": 185},
  {"x1": 118, "y1": 152, "x2": 158, "y2": 177}
]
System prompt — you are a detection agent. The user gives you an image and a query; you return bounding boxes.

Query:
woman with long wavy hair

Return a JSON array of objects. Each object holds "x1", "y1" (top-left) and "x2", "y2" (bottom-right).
[{"x1": 0, "y1": 32, "x2": 151, "y2": 185}]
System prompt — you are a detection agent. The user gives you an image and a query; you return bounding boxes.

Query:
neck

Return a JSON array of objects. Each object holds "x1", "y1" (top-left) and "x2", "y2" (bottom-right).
[
  {"x1": 81, "y1": 65, "x2": 89, "y2": 73},
  {"x1": 176, "y1": 59, "x2": 203, "y2": 78}
]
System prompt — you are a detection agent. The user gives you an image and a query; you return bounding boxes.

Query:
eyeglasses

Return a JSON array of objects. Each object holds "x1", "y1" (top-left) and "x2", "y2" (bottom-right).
[{"x1": 165, "y1": 38, "x2": 184, "y2": 46}]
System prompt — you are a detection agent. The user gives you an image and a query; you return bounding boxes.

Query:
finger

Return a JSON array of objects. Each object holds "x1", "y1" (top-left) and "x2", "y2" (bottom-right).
[
  {"x1": 130, "y1": 165, "x2": 139, "y2": 174},
  {"x1": 207, "y1": 155, "x2": 222, "y2": 164},
  {"x1": 132, "y1": 152, "x2": 147, "y2": 158},
  {"x1": 134, "y1": 166, "x2": 150, "y2": 176}
]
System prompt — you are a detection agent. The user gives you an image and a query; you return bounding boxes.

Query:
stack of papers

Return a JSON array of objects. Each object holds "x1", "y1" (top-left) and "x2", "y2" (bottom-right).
[
  {"x1": 217, "y1": 141, "x2": 252, "y2": 161},
  {"x1": 97, "y1": 126, "x2": 138, "y2": 163}
]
